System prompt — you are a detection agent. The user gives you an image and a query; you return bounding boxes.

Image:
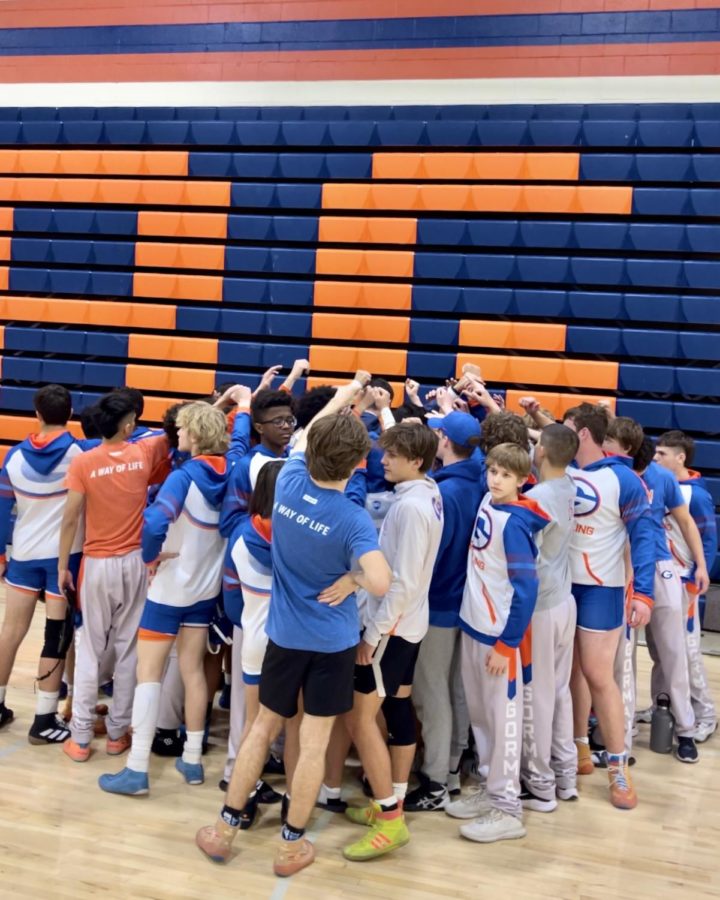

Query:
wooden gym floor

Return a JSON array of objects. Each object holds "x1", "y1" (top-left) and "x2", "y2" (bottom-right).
[{"x1": 0, "y1": 588, "x2": 718, "y2": 900}]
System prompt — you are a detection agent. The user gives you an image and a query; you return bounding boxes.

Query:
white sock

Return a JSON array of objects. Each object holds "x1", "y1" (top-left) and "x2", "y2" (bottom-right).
[
  {"x1": 318, "y1": 784, "x2": 341, "y2": 803},
  {"x1": 66, "y1": 684, "x2": 74, "y2": 698},
  {"x1": 126, "y1": 682, "x2": 161, "y2": 774},
  {"x1": 183, "y1": 730, "x2": 204, "y2": 766},
  {"x1": 224, "y1": 672, "x2": 231, "y2": 686},
  {"x1": 575, "y1": 736, "x2": 589, "y2": 745},
  {"x1": 36, "y1": 690, "x2": 59, "y2": 716},
  {"x1": 0, "y1": 686, "x2": 6, "y2": 705},
  {"x1": 377, "y1": 794, "x2": 398, "y2": 809},
  {"x1": 392, "y1": 782, "x2": 408, "y2": 801}
]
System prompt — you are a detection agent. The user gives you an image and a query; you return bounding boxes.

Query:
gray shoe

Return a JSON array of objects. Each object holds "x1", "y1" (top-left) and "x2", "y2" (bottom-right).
[
  {"x1": 460, "y1": 808, "x2": 526, "y2": 843},
  {"x1": 445, "y1": 786, "x2": 492, "y2": 820}
]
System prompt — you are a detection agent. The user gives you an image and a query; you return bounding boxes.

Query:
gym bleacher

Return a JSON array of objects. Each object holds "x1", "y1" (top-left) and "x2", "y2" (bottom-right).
[{"x1": 0, "y1": 101, "x2": 717, "y2": 567}]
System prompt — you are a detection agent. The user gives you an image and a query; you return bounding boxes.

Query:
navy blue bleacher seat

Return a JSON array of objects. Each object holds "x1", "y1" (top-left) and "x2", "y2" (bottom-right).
[
  {"x1": 464, "y1": 254, "x2": 516, "y2": 282},
  {"x1": 234, "y1": 122, "x2": 282, "y2": 146},
  {"x1": 136, "y1": 107, "x2": 176, "y2": 120},
  {"x1": 8, "y1": 267, "x2": 50, "y2": 292},
  {"x1": 626, "y1": 258, "x2": 683, "y2": 288},
  {"x1": 514, "y1": 289, "x2": 568, "y2": 317},
  {"x1": 270, "y1": 248, "x2": 315, "y2": 275},
  {"x1": 409, "y1": 319, "x2": 459, "y2": 345},
  {"x1": 324, "y1": 154, "x2": 373, "y2": 179},
  {"x1": 227, "y1": 215, "x2": 274, "y2": 241},
  {"x1": 327, "y1": 122, "x2": 377, "y2": 146},
  {"x1": 567, "y1": 291, "x2": 623, "y2": 320},
  {"x1": 176, "y1": 307, "x2": 223, "y2": 332},
  {"x1": 637, "y1": 104, "x2": 690, "y2": 120},
  {"x1": 89, "y1": 271, "x2": 133, "y2": 296},
  {"x1": 147, "y1": 120, "x2": 190, "y2": 144},
  {"x1": 278, "y1": 154, "x2": 326, "y2": 179},
  {"x1": 188, "y1": 153, "x2": 233, "y2": 177},
  {"x1": 281, "y1": 122, "x2": 330, "y2": 146},
  {"x1": 417, "y1": 220, "x2": 467, "y2": 246},
  {"x1": 94, "y1": 211, "x2": 138, "y2": 235},
  {"x1": 50, "y1": 239, "x2": 93, "y2": 265},
  {"x1": 686, "y1": 225, "x2": 720, "y2": 253},
  {"x1": 684, "y1": 261, "x2": 720, "y2": 290},
  {"x1": 628, "y1": 224, "x2": 685, "y2": 252},
  {"x1": 519, "y1": 221, "x2": 572, "y2": 249},
  {"x1": 54, "y1": 210, "x2": 96, "y2": 233},
  {"x1": 616, "y1": 399, "x2": 674, "y2": 429},
  {"x1": 376, "y1": 121, "x2": 427, "y2": 147},
  {"x1": 618, "y1": 364, "x2": 675, "y2": 393},
  {"x1": 0, "y1": 123, "x2": 22, "y2": 143},
  {"x1": 579, "y1": 154, "x2": 635, "y2": 181},
  {"x1": 104, "y1": 121, "x2": 147, "y2": 144},
  {"x1": 635, "y1": 154, "x2": 692, "y2": 181},
  {"x1": 225, "y1": 246, "x2": 271, "y2": 273},
  {"x1": 272, "y1": 216, "x2": 319, "y2": 243},
  {"x1": 407, "y1": 351, "x2": 456, "y2": 380},
  {"x1": 573, "y1": 222, "x2": 629, "y2": 251},
  {"x1": 516, "y1": 255, "x2": 568, "y2": 284},
  {"x1": 467, "y1": 220, "x2": 520, "y2": 248},
  {"x1": 581, "y1": 121, "x2": 637, "y2": 147},
  {"x1": 689, "y1": 190, "x2": 719, "y2": 215},
  {"x1": 637, "y1": 120, "x2": 694, "y2": 147},
  {"x1": 675, "y1": 368, "x2": 720, "y2": 397},
  {"x1": 565, "y1": 326, "x2": 622, "y2": 355},
  {"x1": 232, "y1": 153, "x2": 280, "y2": 178},
  {"x1": 189, "y1": 121, "x2": 235, "y2": 144},
  {"x1": 412, "y1": 285, "x2": 464, "y2": 313},
  {"x1": 674, "y1": 403, "x2": 720, "y2": 433},
  {"x1": 62, "y1": 122, "x2": 105, "y2": 143},
  {"x1": 584, "y1": 105, "x2": 637, "y2": 120},
  {"x1": 694, "y1": 120, "x2": 720, "y2": 148},
  {"x1": 425, "y1": 121, "x2": 478, "y2": 147},
  {"x1": 679, "y1": 331, "x2": 720, "y2": 362},
  {"x1": 275, "y1": 184, "x2": 322, "y2": 209},
  {"x1": 13, "y1": 209, "x2": 54, "y2": 232},
  {"x1": 11, "y1": 238, "x2": 51, "y2": 262},
  {"x1": 633, "y1": 188, "x2": 689, "y2": 215},
  {"x1": 477, "y1": 121, "x2": 528, "y2": 146},
  {"x1": 21, "y1": 122, "x2": 62, "y2": 143},
  {"x1": 528, "y1": 120, "x2": 581, "y2": 146},
  {"x1": 92, "y1": 241, "x2": 135, "y2": 267},
  {"x1": 622, "y1": 329, "x2": 678, "y2": 358},
  {"x1": 414, "y1": 253, "x2": 465, "y2": 280}
]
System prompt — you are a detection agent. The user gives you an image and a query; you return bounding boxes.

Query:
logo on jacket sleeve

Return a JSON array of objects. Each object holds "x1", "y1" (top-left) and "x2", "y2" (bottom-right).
[
  {"x1": 472, "y1": 509, "x2": 493, "y2": 550},
  {"x1": 572, "y1": 477, "x2": 601, "y2": 518}
]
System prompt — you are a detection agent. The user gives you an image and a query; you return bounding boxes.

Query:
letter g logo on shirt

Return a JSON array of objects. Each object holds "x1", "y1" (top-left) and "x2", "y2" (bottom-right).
[
  {"x1": 572, "y1": 477, "x2": 601, "y2": 518},
  {"x1": 472, "y1": 509, "x2": 493, "y2": 550}
]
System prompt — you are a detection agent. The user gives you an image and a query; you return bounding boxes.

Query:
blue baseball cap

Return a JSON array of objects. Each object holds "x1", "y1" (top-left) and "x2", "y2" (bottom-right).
[{"x1": 428, "y1": 411, "x2": 481, "y2": 448}]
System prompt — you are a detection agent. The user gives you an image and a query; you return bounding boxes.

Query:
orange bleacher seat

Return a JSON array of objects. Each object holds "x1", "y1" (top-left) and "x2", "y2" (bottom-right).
[
  {"x1": 372, "y1": 153, "x2": 581, "y2": 183},
  {"x1": 140, "y1": 181, "x2": 186, "y2": 205},
  {"x1": 0, "y1": 266, "x2": 8, "y2": 289},
  {"x1": 135, "y1": 242, "x2": 225, "y2": 271},
  {"x1": 0, "y1": 151, "x2": 19, "y2": 173},
  {"x1": 129, "y1": 334, "x2": 218, "y2": 365},
  {"x1": 318, "y1": 216, "x2": 417, "y2": 246},
  {"x1": 183, "y1": 182, "x2": 231, "y2": 207},
  {"x1": 0, "y1": 208, "x2": 12, "y2": 231},
  {"x1": 456, "y1": 354, "x2": 618, "y2": 390},
  {"x1": 313, "y1": 281, "x2": 412, "y2": 310},
  {"x1": 96, "y1": 179, "x2": 142, "y2": 204},
  {"x1": 576, "y1": 186, "x2": 633, "y2": 215},
  {"x1": 142, "y1": 395, "x2": 176, "y2": 422},
  {"x1": 137, "y1": 211, "x2": 227, "y2": 240},
  {"x1": 305, "y1": 376, "x2": 405, "y2": 406},
  {"x1": 19, "y1": 150, "x2": 62, "y2": 174},
  {"x1": 58, "y1": 151, "x2": 103, "y2": 175},
  {"x1": 98, "y1": 151, "x2": 145, "y2": 176},
  {"x1": 0, "y1": 296, "x2": 176, "y2": 330},
  {"x1": 0, "y1": 236, "x2": 10, "y2": 261},
  {"x1": 126, "y1": 364, "x2": 215, "y2": 396},
  {"x1": 505, "y1": 390, "x2": 617, "y2": 420},
  {"x1": 133, "y1": 272, "x2": 223, "y2": 302},
  {"x1": 321, "y1": 184, "x2": 372, "y2": 210},
  {"x1": 523, "y1": 153, "x2": 579, "y2": 181},
  {"x1": 419, "y1": 185, "x2": 472, "y2": 211},
  {"x1": 522, "y1": 186, "x2": 577, "y2": 214},
  {"x1": 0, "y1": 324, "x2": 4, "y2": 349},
  {"x1": 470, "y1": 185, "x2": 524, "y2": 213},
  {"x1": 459, "y1": 321, "x2": 566, "y2": 352},
  {"x1": 140, "y1": 151, "x2": 188, "y2": 177},
  {"x1": 316, "y1": 248, "x2": 414, "y2": 279},
  {"x1": 312, "y1": 313, "x2": 410, "y2": 344},
  {"x1": 0, "y1": 415, "x2": 83, "y2": 442},
  {"x1": 309, "y1": 345, "x2": 407, "y2": 377}
]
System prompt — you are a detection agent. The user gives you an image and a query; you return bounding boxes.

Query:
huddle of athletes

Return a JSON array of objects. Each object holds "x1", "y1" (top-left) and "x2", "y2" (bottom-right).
[{"x1": 0, "y1": 361, "x2": 716, "y2": 878}]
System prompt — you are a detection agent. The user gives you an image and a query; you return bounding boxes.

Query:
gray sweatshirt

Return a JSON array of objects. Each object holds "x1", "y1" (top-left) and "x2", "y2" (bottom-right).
[
  {"x1": 526, "y1": 475, "x2": 577, "y2": 612},
  {"x1": 360, "y1": 476, "x2": 444, "y2": 647}
]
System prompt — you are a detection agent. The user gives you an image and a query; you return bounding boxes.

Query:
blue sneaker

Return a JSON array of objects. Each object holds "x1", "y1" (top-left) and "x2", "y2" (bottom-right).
[
  {"x1": 176, "y1": 757, "x2": 205, "y2": 785},
  {"x1": 98, "y1": 767, "x2": 149, "y2": 796}
]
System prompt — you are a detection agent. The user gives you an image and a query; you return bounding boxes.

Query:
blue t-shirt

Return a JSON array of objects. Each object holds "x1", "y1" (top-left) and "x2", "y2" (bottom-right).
[
  {"x1": 266, "y1": 453, "x2": 379, "y2": 653},
  {"x1": 642, "y1": 460, "x2": 685, "y2": 562}
]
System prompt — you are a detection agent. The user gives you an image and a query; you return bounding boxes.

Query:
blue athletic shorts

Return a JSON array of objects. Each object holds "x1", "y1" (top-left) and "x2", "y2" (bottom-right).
[
  {"x1": 572, "y1": 583, "x2": 624, "y2": 632},
  {"x1": 138, "y1": 597, "x2": 216, "y2": 637},
  {"x1": 5, "y1": 553, "x2": 82, "y2": 600}
]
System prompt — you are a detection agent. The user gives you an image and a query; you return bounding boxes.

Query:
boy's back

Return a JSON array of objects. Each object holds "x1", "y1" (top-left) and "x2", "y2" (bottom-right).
[
  {"x1": 266, "y1": 453, "x2": 378, "y2": 654},
  {"x1": 526, "y1": 475, "x2": 576, "y2": 610}
]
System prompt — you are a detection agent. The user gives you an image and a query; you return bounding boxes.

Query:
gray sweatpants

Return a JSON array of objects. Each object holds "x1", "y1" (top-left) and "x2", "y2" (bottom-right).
[
  {"x1": 643, "y1": 562, "x2": 695, "y2": 737},
  {"x1": 521, "y1": 597, "x2": 577, "y2": 801},
  {"x1": 461, "y1": 633, "x2": 522, "y2": 819},
  {"x1": 683, "y1": 586, "x2": 716, "y2": 728},
  {"x1": 413, "y1": 625, "x2": 470, "y2": 784},
  {"x1": 224, "y1": 626, "x2": 247, "y2": 781},
  {"x1": 71, "y1": 551, "x2": 147, "y2": 744}
]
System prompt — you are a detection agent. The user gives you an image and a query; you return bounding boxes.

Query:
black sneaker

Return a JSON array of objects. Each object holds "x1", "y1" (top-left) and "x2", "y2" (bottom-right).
[
  {"x1": 239, "y1": 792, "x2": 260, "y2": 830},
  {"x1": 0, "y1": 702, "x2": 14, "y2": 729},
  {"x1": 316, "y1": 796, "x2": 348, "y2": 813},
  {"x1": 151, "y1": 728, "x2": 185, "y2": 757},
  {"x1": 28, "y1": 713, "x2": 69, "y2": 745},
  {"x1": 281, "y1": 792, "x2": 289, "y2": 826},
  {"x1": 519, "y1": 784, "x2": 557, "y2": 813},
  {"x1": 263, "y1": 752, "x2": 285, "y2": 776},
  {"x1": 257, "y1": 779, "x2": 282, "y2": 804},
  {"x1": 675, "y1": 736, "x2": 699, "y2": 764},
  {"x1": 404, "y1": 780, "x2": 449, "y2": 812}
]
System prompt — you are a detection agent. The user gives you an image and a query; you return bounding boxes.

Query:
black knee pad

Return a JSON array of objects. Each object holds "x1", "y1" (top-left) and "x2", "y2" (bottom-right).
[
  {"x1": 383, "y1": 696, "x2": 416, "y2": 747},
  {"x1": 42, "y1": 609, "x2": 74, "y2": 661}
]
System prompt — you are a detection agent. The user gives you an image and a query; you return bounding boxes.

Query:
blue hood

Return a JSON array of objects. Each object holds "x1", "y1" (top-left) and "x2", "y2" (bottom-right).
[
  {"x1": 433, "y1": 455, "x2": 486, "y2": 487},
  {"x1": 241, "y1": 515, "x2": 273, "y2": 570},
  {"x1": 491, "y1": 495, "x2": 551, "y2": 534},
  {"x1": 18, "y1": 432, "x2": 77, "y2": 475},
  {"x1": 581, "y1": 454, "x2": 633, "y2": 474},
  {"x1": 184, "y1": 455, "x2": 229, "y2": 508}
]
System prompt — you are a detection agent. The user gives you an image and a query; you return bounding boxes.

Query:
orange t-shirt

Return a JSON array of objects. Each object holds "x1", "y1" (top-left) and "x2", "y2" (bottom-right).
[{"x1": 65, "y1": 436, "x2": 170, "y2": 558}]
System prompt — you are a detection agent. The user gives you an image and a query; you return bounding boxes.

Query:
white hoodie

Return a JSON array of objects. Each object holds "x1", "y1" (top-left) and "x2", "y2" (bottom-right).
[{"x1": 360, "y1": 476, "x2": 444, "y2": 647}]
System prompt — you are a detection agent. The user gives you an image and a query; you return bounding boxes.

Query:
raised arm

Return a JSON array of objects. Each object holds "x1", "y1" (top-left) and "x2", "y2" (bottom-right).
[{"x1": 293, "y1": 370, "x2": 371, "y2": 455}]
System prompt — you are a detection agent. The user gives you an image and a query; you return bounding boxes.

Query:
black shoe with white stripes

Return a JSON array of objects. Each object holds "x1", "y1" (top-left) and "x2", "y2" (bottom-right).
[
  {"x1": 28, "y1": 713, "x2": 70, "y2": 745},
  {"x1": 403, "y1": 780, "x2": 449, "y2": 811}
]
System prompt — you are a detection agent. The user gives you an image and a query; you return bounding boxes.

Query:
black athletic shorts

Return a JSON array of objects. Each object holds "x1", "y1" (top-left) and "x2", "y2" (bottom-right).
[
  {"x1": 259, "y1": 639, "x2": 357, "y2": 718},
  {"x1": 354, "y1": 635, "x2": 421, "y2": 697}
]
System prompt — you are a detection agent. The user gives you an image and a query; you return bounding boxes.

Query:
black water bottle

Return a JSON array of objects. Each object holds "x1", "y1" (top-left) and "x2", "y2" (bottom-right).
[{"x1": 650, "y1": 693, "x2": 674, "y2": 754}]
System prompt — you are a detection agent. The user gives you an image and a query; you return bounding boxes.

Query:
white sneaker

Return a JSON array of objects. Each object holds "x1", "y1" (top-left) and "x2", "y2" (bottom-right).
[
  {"x1": 520, "y1": 787, "x2": 557, "y2": 813},
  {"x1": 445, "y1": 786, "x2": 492, "y2": 820},
  {"x1": 460, "y1": 808, "x2": 526, "y2": 843},
  {"x1": 635, "y1": 707, "x2": 653, "y2": 725},
  {"x1": 694, "y1": 721, "x2": 718, "y2": 743},
  {"x1": 556, "y1": 785, "x2": 579, "y2": 802}
]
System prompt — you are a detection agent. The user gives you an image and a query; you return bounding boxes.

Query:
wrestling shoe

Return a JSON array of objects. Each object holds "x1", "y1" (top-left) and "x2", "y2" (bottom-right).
[
  {"x1": 694, "y1": 721, "x2": 718, "y2": 743},
  {"x1": 28, "y1": 713, "x2": 70, "y2": 745},
  {"x1": 345, "y1": 801, "x2": 379, "y2": 826},
  {"x1": 460, "y1": 808, "x2": 526, "y2": 843},
  {"x1": 576, "y1": 740, "x2": 594, "y2": 775},
  {"x1": 403, "y1": 780, "x2": 449, "y2": 812},
  {"x1": 607, "y1": 759, "x2": 637, "y2": 809},
  {"x1": 675, "y1": 736, "x2": 699, "y2": 764},
  {"x1": 106, "y1": 733, "x2": 131, "y2": 756},
  {"x1": 445, "y1": 786, "x2": 492, "y2": 820},
  {"x1": 63, "y1": 739, "x2": 90, "y2": 762},
  {"x1": 0, "y1": 702, "x2": 14, "y2": 729},
  {"x1": 263, "y1": 752, "x2": 285, "y2": 776},
  {"x1": 557, "y1": 785, "x2": 579, "y2": 801},
  {"x1": 98, "y1": 767, "x2": 149, "y2": 796},
  {"x1": 257, "y1": 780, "x2": 282, "y2": 804},
  {"x1": 196, "y1": 821, "x2": 237, "y2": 864},
  {"x1": 519, "y1": 785, "x2": 557, "y2": 813},
  {"x1": 152, "y1": 728, "x2": 185, "y2": 757},
  {"x1": 239, "y1": 792, "x2": 260, "y2": 830},
  {"x1": 273, "y1": 837, "x2": 315, "y2": 877},
  {"x1": 176, "y1": 757, "x2": 204, "y2": 785},
  {"x1": 635, "y1": 707, "x2": 653, "y2": 725},
  {"x1": 343, "y1": 811, "x2": 409, "y2": 861}
]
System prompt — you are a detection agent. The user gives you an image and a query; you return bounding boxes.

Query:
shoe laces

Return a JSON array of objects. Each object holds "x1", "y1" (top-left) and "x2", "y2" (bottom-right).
[{"x1": 608, "y1": 763, "x2": 630, "y2": 792}]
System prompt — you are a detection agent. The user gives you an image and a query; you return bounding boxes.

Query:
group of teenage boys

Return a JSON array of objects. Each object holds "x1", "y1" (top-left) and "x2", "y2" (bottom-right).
[{"x1": 0, "y1": 361, "x2": 716, "y2": 879}]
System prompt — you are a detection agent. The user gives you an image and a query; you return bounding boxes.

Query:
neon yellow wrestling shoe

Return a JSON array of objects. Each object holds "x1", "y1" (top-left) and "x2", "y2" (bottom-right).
[{"x1": 342, "y1": 811, "x2": 409, "y2": 861}]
